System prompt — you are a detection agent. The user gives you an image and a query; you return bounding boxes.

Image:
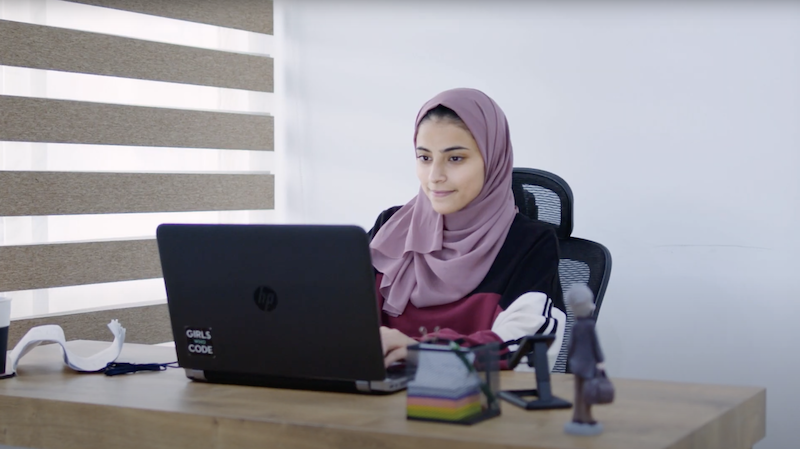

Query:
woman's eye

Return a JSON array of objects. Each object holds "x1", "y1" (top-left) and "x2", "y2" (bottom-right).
[
  {"x1": 417, "y1": 155, "x2": 430, "y2": 162},
  {"x1": 449, "y1": 156, "x2": 463, "y2": 162}
]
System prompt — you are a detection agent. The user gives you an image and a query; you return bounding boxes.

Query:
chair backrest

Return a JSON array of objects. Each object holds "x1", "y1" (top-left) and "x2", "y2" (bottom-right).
[
  {"x1": 557, "y1": 238, "x2": 612, "y2": 317},
  {"x1": 551, "y1": 237, "x2": 612, "y2": 373},
  {"x1": 511, "y1": 167, "x2": 574, "y2": 239},
  {"x1": 511, "y1": 168, "x2": 612, "y2": 373}
]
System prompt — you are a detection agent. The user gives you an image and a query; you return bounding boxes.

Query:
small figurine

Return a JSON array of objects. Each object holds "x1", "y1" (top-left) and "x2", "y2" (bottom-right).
[{"x1": 563, "y1": 284, "x2": 614, "y2": 436}]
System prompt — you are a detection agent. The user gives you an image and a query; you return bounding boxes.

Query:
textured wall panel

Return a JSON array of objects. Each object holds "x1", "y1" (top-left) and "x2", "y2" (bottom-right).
[
  {"x1": 0, "y1": 239, "x2": 162, "y2": 292},
  {"x1": 65, "y1": 0, "x2": 273, "y2": 35},
  {"x1": 0, "y1": 20, "x2": 273, "y2": 92},
  {"x1": 8, "y1": 303, "x2": 172, "y2": 346},
  {"x1": 0, "y1": 171, "x2": 274, "y2": 216},
  {"x1": 0, "y1": 96, "x2": 273, "y2": 150}
]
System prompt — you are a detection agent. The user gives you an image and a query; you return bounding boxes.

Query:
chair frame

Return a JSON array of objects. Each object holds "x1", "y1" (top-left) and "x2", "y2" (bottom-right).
[
  {"x1": 511, "y1": 167, "x2": 612, "y2": 320},
  {"x1": 512, "y1": 167, "x2": 574, "y2": 239},
  {"x1": 558, "y1": 237, "x2": 612, "y2": 320}
]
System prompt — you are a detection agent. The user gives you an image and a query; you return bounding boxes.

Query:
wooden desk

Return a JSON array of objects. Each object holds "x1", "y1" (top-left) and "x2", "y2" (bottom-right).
[{"x1": 0, "y1": 341, "x2": 764, "y2": 449}]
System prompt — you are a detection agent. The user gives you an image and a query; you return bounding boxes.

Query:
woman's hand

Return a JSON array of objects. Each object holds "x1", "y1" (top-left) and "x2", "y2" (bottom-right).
[{"x1": 380, "y1": 326, "x2": 417, "y2": 367}]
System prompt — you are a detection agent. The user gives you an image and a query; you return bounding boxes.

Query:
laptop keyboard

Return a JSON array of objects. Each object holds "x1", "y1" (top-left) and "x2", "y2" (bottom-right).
[{"x1": 386, "y1": 363, "x2": 407, "y2": 379}]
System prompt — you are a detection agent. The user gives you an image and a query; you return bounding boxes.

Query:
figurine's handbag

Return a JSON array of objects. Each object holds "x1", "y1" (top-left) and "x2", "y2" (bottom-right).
[{"x1": 583, "y1": 369, "x2": 615, "y2": 404}]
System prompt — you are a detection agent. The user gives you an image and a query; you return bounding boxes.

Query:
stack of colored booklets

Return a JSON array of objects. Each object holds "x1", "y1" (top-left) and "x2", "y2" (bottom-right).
[{"x1": 406, "y1": 343, "x2": 500, "y2": 424}]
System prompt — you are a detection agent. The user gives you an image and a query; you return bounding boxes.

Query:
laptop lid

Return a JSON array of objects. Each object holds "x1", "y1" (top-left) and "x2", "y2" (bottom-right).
[{"x1": 156, "y1": 223, "x2": 387, "y2": 383}]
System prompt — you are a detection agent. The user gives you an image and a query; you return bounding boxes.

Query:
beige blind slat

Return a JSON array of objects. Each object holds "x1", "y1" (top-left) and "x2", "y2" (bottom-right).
[
  {"x1": 0, "y1": 20, "x2": 273, "y2": 92},
  {"x1": 0, "y1": 239, "x2": 161, "y2": 292},
  {"x1": 9, "y1": 303, "x2": 171, "y2": 347},
  {"x1": 0, "y1": 172, "x2": 274, "y2": 216},
  {"x1": 0, "y1": 96, "x2": 273, "y2": 150},
  {"x1": 64, "y1": 0, "x2": 273, "y2": 35},
  {"x1": 1, "y1": 1, "x2": 275, "y2": 321}
]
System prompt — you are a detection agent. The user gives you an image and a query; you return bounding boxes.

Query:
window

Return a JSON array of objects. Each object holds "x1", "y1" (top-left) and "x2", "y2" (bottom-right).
[{"x1": 0, "y1": 0, "x2": 274, "y2": 321}]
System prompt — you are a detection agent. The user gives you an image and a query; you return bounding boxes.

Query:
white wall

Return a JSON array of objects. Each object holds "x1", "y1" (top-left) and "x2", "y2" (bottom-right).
[{"x1": 275, "y1": 2, "x2": 800, "y2": 448}]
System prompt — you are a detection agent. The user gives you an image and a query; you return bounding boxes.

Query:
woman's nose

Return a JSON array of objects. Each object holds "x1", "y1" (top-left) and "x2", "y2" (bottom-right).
[{"x1": 429, "y1": 161, "x2": 446, "y2": 182}]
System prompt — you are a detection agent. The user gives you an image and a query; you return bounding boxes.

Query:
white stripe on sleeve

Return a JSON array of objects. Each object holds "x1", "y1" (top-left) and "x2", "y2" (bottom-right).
[{"x1": 491, "y1": 291, "x2": 566, "y2": 372}]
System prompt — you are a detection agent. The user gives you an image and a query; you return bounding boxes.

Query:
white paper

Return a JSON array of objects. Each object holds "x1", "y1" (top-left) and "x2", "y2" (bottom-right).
[
  {"x1": 4, "y1": 320, "x2": 126, "y2": 376},
  {"x1": 408, "y1": 345, "x2": 480, "y2": 391},
  {"x1": 0, "y1": 297, "x2": 11, "y2": 327}
]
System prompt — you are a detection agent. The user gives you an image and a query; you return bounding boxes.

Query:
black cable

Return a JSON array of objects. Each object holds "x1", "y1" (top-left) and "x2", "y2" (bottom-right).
[{"x1": 103, "y1": 361, "x2": 179, "y2": 376}]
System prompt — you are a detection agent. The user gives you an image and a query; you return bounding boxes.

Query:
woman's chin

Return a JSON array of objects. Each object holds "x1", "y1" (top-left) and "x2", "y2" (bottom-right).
[{"x1": 430, "y1": 203, "x2": 458, "y2": 215}]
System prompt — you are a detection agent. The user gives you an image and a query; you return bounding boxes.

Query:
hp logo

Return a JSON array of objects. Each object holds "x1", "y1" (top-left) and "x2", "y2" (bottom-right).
[{"x1": 253, "y1": 286, "x2": 278, "y2": 312}]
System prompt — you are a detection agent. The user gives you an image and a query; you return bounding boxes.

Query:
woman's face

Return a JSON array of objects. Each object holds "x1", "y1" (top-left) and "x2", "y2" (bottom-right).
[{"x1": 415, "y1": 119, "x2": 485, "y2": 215}]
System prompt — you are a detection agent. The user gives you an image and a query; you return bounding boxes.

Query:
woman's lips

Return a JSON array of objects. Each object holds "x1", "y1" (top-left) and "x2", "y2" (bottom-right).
[{"x1": 431, "y1": 190, "x2": 454, "y2": 198}]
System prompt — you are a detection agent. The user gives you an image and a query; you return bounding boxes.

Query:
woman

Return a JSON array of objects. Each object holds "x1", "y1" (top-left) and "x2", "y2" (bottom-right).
[{"x1": 369, "y1": 88, "x2": 566, "y2": 369}]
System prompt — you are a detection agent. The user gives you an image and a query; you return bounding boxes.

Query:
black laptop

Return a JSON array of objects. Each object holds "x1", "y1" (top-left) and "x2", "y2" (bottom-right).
[{"x1": 156, "y1": 223, "x2": 408, "y2": 394}]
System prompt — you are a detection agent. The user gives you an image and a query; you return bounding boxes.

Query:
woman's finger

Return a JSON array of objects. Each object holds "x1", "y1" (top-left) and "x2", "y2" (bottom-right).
[{"x1": 384, "y1": 345, "x2": 407, "y2": 367}]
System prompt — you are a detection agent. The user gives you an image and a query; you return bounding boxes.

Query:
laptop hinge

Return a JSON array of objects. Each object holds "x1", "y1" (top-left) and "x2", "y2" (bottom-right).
[
  {"x1": 355, "y1": 380, "x2": 371, "y2": 393},
  {"x1": 185, "y1": 368, "x2": 207, "y2": 381}
]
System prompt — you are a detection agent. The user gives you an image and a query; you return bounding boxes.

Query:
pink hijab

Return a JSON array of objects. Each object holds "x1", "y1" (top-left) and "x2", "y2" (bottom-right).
[{"x1": 370, "y1": 88, "x2": 517, "y2": 317}]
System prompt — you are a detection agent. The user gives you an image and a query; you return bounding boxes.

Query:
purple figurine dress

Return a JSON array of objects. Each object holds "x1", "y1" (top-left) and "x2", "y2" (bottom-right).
[
  {"x1": 567, "y1": 316, "x2": 604, "y2": 425},
  {"x1": 563, "y1": 283, "x2": 609, "y2": 436}
]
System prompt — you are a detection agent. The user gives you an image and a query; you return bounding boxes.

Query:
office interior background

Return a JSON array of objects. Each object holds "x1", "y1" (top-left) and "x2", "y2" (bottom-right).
[{"x1": 1, "y1": 1, "x2": 797, "y2": 448}]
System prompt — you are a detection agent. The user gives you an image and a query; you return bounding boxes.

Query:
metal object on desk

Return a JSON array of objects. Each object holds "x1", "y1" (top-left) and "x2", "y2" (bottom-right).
[{"x1": 499, "y1": 334, "x2": 572, "y2": 410}]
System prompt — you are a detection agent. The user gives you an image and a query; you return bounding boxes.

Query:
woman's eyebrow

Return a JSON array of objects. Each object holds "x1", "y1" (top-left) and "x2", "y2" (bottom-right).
[{"x1": 415, "y1": 146, "x2": 468, "y2": 152}]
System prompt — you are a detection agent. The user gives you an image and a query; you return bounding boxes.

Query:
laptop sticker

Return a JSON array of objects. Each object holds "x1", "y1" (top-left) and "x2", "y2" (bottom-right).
[{"x1": 185, "y1": 327, "x2": 215, "y2": 356}]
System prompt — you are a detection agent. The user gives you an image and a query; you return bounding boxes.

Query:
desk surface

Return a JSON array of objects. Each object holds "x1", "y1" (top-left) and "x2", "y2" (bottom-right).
[{"x1": 0, "y1": 341, "x2": 764, "y2": 449}]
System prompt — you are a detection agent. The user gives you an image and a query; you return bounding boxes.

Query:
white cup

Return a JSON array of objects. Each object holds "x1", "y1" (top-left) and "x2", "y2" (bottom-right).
[{"x1": 0, "y1": 297, "x2": 11, "y2": 374}]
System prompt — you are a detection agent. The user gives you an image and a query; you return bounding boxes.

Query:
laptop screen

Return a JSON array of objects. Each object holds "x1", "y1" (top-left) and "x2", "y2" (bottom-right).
[{"x1": 157, "y1": 224, "x2": 387, "y2": 382}]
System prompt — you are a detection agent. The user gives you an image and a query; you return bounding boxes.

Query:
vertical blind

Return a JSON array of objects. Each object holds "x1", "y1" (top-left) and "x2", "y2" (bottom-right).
[{"x1": 0, "y1": 0, "x2": 274, "y2": 343}]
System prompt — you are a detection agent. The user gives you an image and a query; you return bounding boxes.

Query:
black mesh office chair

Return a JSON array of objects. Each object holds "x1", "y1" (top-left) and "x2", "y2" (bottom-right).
[{"x1": 511, "y1": 168, "x2": 612, "y2": 373}]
